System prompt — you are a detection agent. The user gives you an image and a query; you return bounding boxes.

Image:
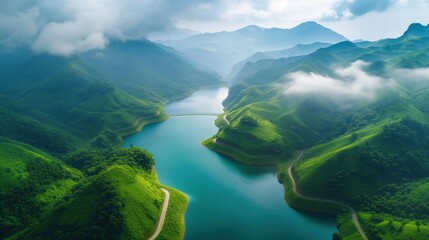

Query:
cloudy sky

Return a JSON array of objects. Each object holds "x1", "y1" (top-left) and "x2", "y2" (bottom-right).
[{"x1": 1, "y1": 0, "x2": 429, "y2": 55}]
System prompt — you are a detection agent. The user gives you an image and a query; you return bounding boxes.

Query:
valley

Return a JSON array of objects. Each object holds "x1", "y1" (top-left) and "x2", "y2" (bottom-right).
[
  {"x1": 122, "y1": 88, "x2": 338, "y2": 240},
  {"x1": 206, "y1": 23, "x2": 429, "y2": 239},
  {"x1": 1, "y1": 2, "x2": 429, "y2": 238}
]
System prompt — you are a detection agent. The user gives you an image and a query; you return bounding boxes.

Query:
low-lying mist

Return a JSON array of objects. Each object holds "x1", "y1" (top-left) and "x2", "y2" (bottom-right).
[
  {"x1": 393, "y1": 68, "x2": 429, "y2": 82},
  {"x1": 283, "y1": 60, "x2": 393, "y2": 100}
]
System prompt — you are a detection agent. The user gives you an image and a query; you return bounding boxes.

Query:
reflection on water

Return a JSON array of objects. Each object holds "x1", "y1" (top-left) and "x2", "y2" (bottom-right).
[{"x1": 166, "y1": 87, "x2": 228, "y2": 115}]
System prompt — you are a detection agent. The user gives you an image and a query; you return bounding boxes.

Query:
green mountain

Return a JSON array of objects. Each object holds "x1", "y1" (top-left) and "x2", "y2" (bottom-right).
[
  {"x1": 0, "y1": 138, "x2": 82, "y2": 237},
  {"x1": 228, "y1": 42, "x2": 333, "y2": 81},
  {"x1": 0, "y1": 38, "x2": 211, "y2": 239},
  {"x1": 1, "y1": 54, "x2": 167, "y2": 148},
  {"x1": 81, "y1": 40, "x2": 221, "y2": 102},
  {"x1": 0, "y1": 95, "x2": 75, "y2": 154},
  {"x1": 401, "y1": 23, "x2": 429, "y2": 38},
  {"x1": 162, "y1": 21, "x2": 347, "y2": 77},
  {"x1": 4, "y1": 147, "x2": 186, "y2": 240},
  {"x1": 205, "y1": 23, "x2": 429, "y2": 239}
]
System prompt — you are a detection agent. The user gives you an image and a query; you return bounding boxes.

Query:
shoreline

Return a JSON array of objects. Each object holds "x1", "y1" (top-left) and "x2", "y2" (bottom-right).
[
  {"x1": 203, "y1": 131, "x2": 369, "y2": 239},
  {"x1": 202, "y1": 136, "x2": 285, "y2": 166}
]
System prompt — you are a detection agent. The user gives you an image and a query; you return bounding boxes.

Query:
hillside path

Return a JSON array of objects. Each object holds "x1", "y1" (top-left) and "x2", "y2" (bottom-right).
[
  {"x1": 223, "y1": 114, "x2": 231, "y2": 125},
  {"x1": 147, "y1": 188, "x2": 170, "y2": 240},
  {"x1": 288, "y1": 151, "x2": 368, "y2": 240}
]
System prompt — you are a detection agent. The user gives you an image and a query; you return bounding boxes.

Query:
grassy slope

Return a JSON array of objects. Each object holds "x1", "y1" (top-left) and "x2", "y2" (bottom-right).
[
  {"x1": 0, "y1": 143, "x2": 32, "y2": 188},
  {"x1": 207, "y1": 26, "x2": 429, "y2": 239},
  {"x1": 0, "y1": 98, "x2": 76, "y2": 153},
  {"x1": 12, "y1": 164, "x2": 188, "y2": 240},
  {"x1": 102, "y1": 165, "x2": 163, "y2": 240},
  {"x1": 81, "y1": 40, "x2": 222, "y2": 102},
  {"x1": 0, "y1": 38, "x2": 232, "y2": 239},
  {"x1": 1, "y1": 42, "x2": 205, "y2": 238},
  {"x1": 1, "y1": 55, "x2": 167, "y2": 149},
  {"x1": 294, "y1": 125, "x2": 383, "y2": 198},
  {"x1": 0, "y1": 140, "x2": 82, "y2": 197},
  {"x1": 157, "y1": 186, "x2": 188, "y2": 240},
  {"x1": 0, "y1": 139, "x2": 82, "y2": 237}
]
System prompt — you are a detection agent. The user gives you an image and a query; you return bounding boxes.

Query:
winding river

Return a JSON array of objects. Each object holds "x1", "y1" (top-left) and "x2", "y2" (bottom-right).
[{"x1": 122, "y1": 87, "x2": 337, "y2": 240}]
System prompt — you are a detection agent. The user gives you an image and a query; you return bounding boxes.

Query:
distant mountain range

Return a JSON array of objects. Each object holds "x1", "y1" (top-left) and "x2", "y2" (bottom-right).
[
  {"x1": 147, "y1": 28, "x2": 201, "y2": 42},
  {"x1": 228, "y1": 42, "x2": 333, "y2": 81},
  {"x1": 161, "y1": 21, "x2": 347, "y2": 77}
]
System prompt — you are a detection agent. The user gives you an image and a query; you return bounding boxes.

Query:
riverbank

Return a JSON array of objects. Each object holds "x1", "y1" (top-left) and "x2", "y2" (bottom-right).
[
  {"x1": 282, "y1": 151, "x2": 367, "y2": 239},
  {"x1": 123, "y1": 115, "x2": 337, "y2": 240},
  {"x1": 205, "y1": 138, "x2": 368, "y2": 239},
  {"x1": 202, "y1": 136, "x2": 284, "y2": 166},
  {"x1": 123, "y1": 87, "x2": 337, "y2": 239},
  {"x1": 117, "y1": 83, "x2": 227, "y2": 141},
  {"x1": 150, "y1": 186, "x2": 188, "y2": 240}
]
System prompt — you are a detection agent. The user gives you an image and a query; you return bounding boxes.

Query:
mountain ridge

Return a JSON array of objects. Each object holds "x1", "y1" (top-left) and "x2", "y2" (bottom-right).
[
  {"x1": 206, "y1": 22, "x2": 429, "y2": 240},
  {"x1": 161, "y1": 21, "x2": 347, "y2": 77}
]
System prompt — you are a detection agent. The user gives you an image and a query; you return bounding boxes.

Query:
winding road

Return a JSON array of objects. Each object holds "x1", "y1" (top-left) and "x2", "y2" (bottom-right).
[
  {"x1": 217, "y1": 114, "x2": 365, "y2": 238},
  {"x1": 288, "y1": 151, "x2": 368, "y2": 240},
  {"x1": 148, "y1": 188, "x2": 170, "y2": 240},
  {"x1": 223, "y1": 114, "x2": 231, "y2": 125}
]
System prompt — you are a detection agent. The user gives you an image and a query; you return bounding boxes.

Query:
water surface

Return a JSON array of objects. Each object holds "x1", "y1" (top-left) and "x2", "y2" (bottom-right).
[
  {"x1": 165, "y1": 87, "x2": 228, "y2": 115},
  {"x1": 123, "y1": 88, "x2": 337, "y2": 240}
]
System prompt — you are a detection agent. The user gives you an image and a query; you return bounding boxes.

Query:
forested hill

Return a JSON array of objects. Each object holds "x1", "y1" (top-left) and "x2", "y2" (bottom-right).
[
  {"x1": 206, "y1": 23, "x2": 429, "y2": 240},
  {"x1": 0, "y1": 38, "x2": 214, "y2": 239}
]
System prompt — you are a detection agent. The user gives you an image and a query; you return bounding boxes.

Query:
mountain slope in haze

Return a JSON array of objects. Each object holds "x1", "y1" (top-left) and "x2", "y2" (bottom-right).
[
  {"x1": 148, "y1": 28, "x2": 201, "y2": 42},
  {"x1": 401, "y1": 23, "x2": 429, "y2": 38},
  {"x1": 228, "y1": 42, "x2": 333, "y2": 81},
  {"x1": 0, "y1": 54, "x2": 166, "y2": 148},
  {"x1": 162, "y1": 21, "x2": 347, "y2": 77},
  {"x1": 81, "y1": 40, "x2": 221, "y2": 102},
  {"x1": 205, "y1": 23, "x2": 429, "y2": 240}
]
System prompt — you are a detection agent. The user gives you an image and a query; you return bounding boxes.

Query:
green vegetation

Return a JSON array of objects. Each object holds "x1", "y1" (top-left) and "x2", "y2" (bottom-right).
[
  {"x1": 336, "y1": 213, "x2": 363, "y2": 240},
  {"x1": 276, "y1": 157, "x2": 343, "y2": 215},
  {"x1": 81, "y1": 40, "x2": 221, "y2": 102},
  {"x1": 0, "y1": 38, "x2": 219, "y2": 239},
  {"x1": 0, "y1": 141, "x2": 82, "y2": 237},
  {"x1": 157, "y1": 187, "x2": 188, "y2": 240},
  {"x1": 207, "y1": 23, "x2": 429, "y2": 239},
  {"x1": 1, "y1": 55, "x2": 167, "y2": 147},
  {"x1": 10, "y1": 148, "x2": 187, "y2": 240},
  {"x1": 0, "y1": 99, "x2": 74, "y2": 153},
  {"x1": 359, "y1": 213, "x2": 429, "y2": 240},
  {"x1": 203, "y1": 137, "x2": 284, "y2": 165}
]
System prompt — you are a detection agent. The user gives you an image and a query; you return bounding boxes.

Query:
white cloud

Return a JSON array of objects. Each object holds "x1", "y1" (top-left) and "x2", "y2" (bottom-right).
[
  {"x1": 326, "y1": 0, "x2": 394, "y2": 20},
  {"x1": 0, "y1": 7, "x2": 41, "y2": 50},
  {"x1": 0, "y1": 0, "x2": 223, "y2": 55},
  {"x1": 284, "y1": 61, "x2": 389, "y2": 99},
  {"x1": 32, "y1": 1, "x2": 118, "y2": 55},
  {"x1": 394, "y1": 68, "x2": 429, "y2": 81},
  {"x1": 178, "y1": 0, "x2": 339, "y2": 32},
  {"x1": 323, "y1": 2, "x2": 429, "y2": 40},
  {"x1": 2, "y1": 0, "x2": 429, "y2": 54},
  {"x1": 31, "y1": 0, "x2": 177, "y2": 55},
  {"x1": 177, "y1": 0, "x2": 429, "y2": 41}
]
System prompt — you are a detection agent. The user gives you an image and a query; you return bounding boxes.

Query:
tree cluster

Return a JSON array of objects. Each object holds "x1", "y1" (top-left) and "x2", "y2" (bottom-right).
[
  {"x1": 0, "y1": 158, "x2": 78, "y2": 236},
  {"x1": 66, "y1": 147, "x2": 155, "y2": 176}
]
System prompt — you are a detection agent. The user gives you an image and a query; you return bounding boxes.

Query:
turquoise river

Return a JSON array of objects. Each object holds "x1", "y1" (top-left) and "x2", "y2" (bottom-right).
[{"x1": 122, "y1": 88, "x2": 337, "y2": 240}]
